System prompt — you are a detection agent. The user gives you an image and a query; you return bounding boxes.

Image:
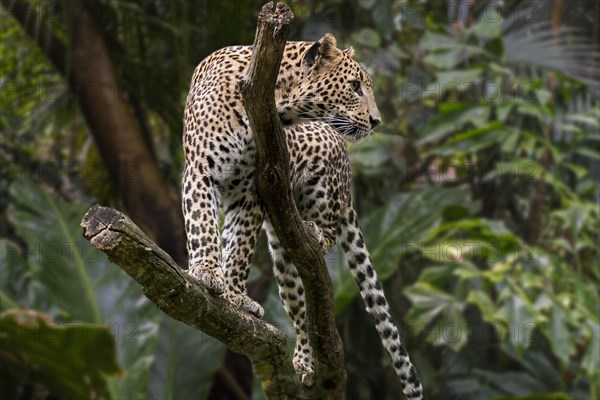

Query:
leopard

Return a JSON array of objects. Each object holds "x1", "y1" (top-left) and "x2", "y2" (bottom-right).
[{"x1": 182, "y1": 33, "x2": 424, "y2": 399}]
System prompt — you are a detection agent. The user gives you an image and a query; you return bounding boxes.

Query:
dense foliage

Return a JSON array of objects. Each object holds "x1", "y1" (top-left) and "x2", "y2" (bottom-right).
[{"x1": 1, "y1": 1, "x2": 598, "y2": 399}]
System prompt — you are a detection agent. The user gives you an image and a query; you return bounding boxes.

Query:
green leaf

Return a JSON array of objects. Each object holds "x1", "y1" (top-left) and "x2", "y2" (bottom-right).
[
  {"x1": 7, "y1": 180, "x2": 101, "y2": 322},
  {"x1": 467, "y1": 291, "x2": 497, "y2": 323},
  {"x1": 6, "y1": 180, "x2": 165, "y2": 399},
  {"x1": 148, "y1": 318, "x2": 225, "y2": 399},
  {"x1": 575, "y1": 147, "x2": 600, "y2": 161},
  {"x1": 567, "y1": 114, "x2": 600, "y2": 128},
  {"x1": 423, "y1": 46, "x2": 483, "y2": 69},
  {"x1": 404, "y1": 283, "x2": 467, "y2": 350},
  {"x1": 536, "y1": 89, "x2": 552, "y2": 106},
  {"x1": 495, "y1": 295, "x2": 537, "y2": 350},
  {"x1": 501, "y1": 346, "x2": 562, "y2": 392},
  {"x1": 582, "y1": 321, "x2": 600, "y2": 379},
  {"x1": 515, "y1": 103, "x2": 546, "y2": 121},
  {"x1": 0, "y1": 309, "x2": 121, "y2": 399},
  {"x1": 496, "y1": 102, "x2": 515, "y2": 122},
  {"x1": 453, "y1": 263, "x2": 482, "y2": 281},
  {"x1": 349, "y1": 146, "x2": 392, "y2": 168},
  {"x1": 419, "y1": 31, "x2": 457, "y2": 51},
  {"x1": 484, "y1": 37, "x2": 505, "y2": 59},
  {"x1": 387, "y1": 43, "x2": 410, "y2": 60},
  {"x1": 372, "y1": 1, "x2": 395, "y2": 39},
  {"x1": 358, "y1": 0, "x2": 376, "y2": 9},
  {"x1": 476, "y1": 370, "x2": 550, "y2": 396},
  {"x1": 428, "y1": 303, "x2": 467, "y2": 351},
  {"x1": 0, "y1": 239, "x2": 26, "y2": 311},
  {"x1": 417, "y1": 264, "x2": 455, "y2": 288},
  {"x1": 419, "y1": 105, "x2": 491, "y2": 145},
  {"x1": 544, "y1": 303, "x2": 575, "y2": 365},
  {"x1": 351, "y1": 28, "x2": 381, "y2": 48},
  {"x1": 470, "y1": 15, "x2": 503, "y2": 39},
  {"x1": 426, "y1": 121, "x2": 507, "y2": 156},
  {"x1": 426, "y1": 68, "x2": 483, "y2": 95},
  {"x1": 426, "y1": 218, "x2": 520, "y2": 253},
  {"x1": 484, "y1": 159, "x2": 543, "y2": 181},
  {"x1": 420, "y1": 239, "x2": 500, "y2": 263}
]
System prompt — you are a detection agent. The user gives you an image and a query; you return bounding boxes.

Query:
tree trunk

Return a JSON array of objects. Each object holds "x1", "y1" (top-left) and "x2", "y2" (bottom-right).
[{"x1": 3, "y1": 0, "x2": 187, "y2": 264}]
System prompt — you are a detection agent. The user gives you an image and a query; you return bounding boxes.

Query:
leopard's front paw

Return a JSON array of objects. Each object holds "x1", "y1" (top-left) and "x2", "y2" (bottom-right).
[
  {"x1": 303, "y1": 220, "x2": 334, "y2": 255},
  {"x1": 189, "y1": 263, "x2": 226, "y2": 295},
  {"x1": 222, "y1": 292, "x2": 264, "y2": 318}
]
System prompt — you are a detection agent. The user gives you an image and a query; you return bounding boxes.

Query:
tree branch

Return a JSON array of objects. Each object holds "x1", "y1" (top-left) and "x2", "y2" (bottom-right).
[
  {"x1": 80, "y1": 205, "x2": 311, "y2": 399},
  {"x1": 240, "y1": 2, "x2": 346, "y2": 398}
]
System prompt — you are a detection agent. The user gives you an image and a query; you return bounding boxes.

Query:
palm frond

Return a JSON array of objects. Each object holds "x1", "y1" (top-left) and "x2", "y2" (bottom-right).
[{"x1": 502, "y1": 22, "x2": 600, "y2": 94}]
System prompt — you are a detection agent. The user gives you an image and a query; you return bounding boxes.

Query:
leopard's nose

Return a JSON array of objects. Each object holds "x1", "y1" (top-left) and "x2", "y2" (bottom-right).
[{"x1": 369, "y1": 116, "x2": 381, "y2": 129}]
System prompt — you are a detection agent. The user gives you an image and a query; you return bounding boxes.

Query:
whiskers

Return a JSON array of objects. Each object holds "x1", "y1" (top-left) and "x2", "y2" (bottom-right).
[
  {"x1": 329, "y1": 116, "x2": 358, "y2": 136},
  {"x1": 278, "y1": 99, "x2": 372, "y2": 141}
]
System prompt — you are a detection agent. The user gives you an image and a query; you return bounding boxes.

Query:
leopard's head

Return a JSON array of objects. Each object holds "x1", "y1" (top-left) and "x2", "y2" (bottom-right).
[{"x1": 279, "y1": 33, "x2": 381, "y2": 141}]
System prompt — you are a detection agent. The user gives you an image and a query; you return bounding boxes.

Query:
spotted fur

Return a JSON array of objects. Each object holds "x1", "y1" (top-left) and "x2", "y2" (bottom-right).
[{"x1": 183, "y1": 33, "x2": 423, "y2": 399}]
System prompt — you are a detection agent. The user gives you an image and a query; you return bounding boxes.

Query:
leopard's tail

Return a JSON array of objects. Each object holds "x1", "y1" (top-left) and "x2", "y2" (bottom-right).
[{"x1": 339, "y1": 206, "x2": 424, "y2": 400}]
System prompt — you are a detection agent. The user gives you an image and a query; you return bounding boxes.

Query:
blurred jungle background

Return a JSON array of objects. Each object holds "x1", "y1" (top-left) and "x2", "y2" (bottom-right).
[{"x1": 1, "y1": 0, "x2": 599, "y2": 399}]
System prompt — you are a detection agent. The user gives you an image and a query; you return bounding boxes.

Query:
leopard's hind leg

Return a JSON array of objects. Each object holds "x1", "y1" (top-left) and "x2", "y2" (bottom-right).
[
  {"x1": 182, "y1": 164, "x2": 225, "y2": 295},
  {"x1": 221, "y1": 187, "x2": 265, "y2": 318}
]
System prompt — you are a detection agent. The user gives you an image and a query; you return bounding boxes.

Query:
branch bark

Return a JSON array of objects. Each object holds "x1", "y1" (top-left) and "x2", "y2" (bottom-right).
[
  {"x1": 240, "y1": 2, "x2": 346, "y2": 398},
  {"x1": 80, "y1": 205, "x2": 310, "y2": 399}
]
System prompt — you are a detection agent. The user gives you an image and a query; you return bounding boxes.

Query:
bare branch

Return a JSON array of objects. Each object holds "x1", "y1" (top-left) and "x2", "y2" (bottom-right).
[
  {"x1": 80, "y1": 205, "x2": 309, "y2": 399},
  {"x1": 240, "y1": 2, "x2": 346, "y2": 398}
]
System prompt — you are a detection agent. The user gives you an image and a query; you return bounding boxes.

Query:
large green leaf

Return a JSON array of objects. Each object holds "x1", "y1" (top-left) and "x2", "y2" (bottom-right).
[
  {"x1": 148, "y1": 318, "x2": 226, "y2": 400},
  {"x1": 6, "y1": 180, "x2": 224, "y2": 399},
  {"x1": 423, "y1": 45, "x2": 484, "y2": 69},
  {"x1": 404, "y1": 282, "x2": 467, "y2": 351},
  {"x1": 425, "y1": 121, "x2": 510, "y2": 156},
  {"x1": 419, "y1": 31, "x2": 457, "y2": 52},
  {"x1": 351, "y1": 28, "x2": 381, "y2": 48},
  {"x1": 501, "y1": 346, "x2": 562, "y2": 392},
  {"x1": 582, "y1": 321, "x2": 600, "y2": 379},
  {"x1": 426, "y1": 68, "x2": 483, "y2": 95},
  {"x1": 495, "y1": 294, "x2": 537, "y2": 352},
  {"x1": 475, "y1": 370, "x2": 555, "y2": 397},
  {"x1": 482, "y1": 156, "x2": 576, "y2": 199},
  {"x1": 425, "y1": 218, "x2": 520, "y2": 254},
  {"x1": 0, "y1": 239, "x2": 26, "y2": 311},
  {"x1": 543, "y1": 303, "x2": 575, "y2": 365},
  {"x1": 0, "y1": 309, "x2": 121, "y2": 399},
  {"x1": 8, "y1": 180, "x2": 101, "y2": 322},
  {"x1": 469, "y1": 15, "x2": 503, "y2": 40},
  {"x1": 418, "y1": 104, "x2": 492, "y2": 145},
  {"x1": 7, "y1": 181, "x2": 163, "y2": 398},
  {"x1": 503, "y1": 23, "x2": 600, "y2": 90}
]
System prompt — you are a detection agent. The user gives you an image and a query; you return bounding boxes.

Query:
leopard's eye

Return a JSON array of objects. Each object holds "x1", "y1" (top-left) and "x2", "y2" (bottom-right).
[{"x1": 349, "y1": 80, "x2": 363, "y2": 96}]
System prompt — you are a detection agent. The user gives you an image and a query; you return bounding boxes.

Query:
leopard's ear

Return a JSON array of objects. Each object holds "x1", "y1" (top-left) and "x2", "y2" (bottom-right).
[
  {"x1": 303, "y1": 33, "x2": 341, "y2": 70},
  {"x1": 318, "y1": 33, "x2": 339, "y2": 60},
  {"x1": 343, "y1": 46, "x2": 355, "y2": 58}
]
